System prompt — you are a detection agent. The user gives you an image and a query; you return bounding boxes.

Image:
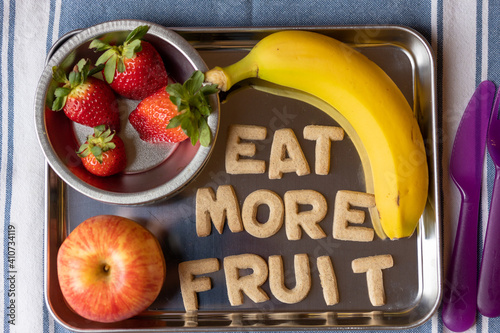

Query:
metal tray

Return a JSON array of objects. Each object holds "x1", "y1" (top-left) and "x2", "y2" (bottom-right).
[{"x1": 44, "y1": 26, "x2": 441, "y2": 331}]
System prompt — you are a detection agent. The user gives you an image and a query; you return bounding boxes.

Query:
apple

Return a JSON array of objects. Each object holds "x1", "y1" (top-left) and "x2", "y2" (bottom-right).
[{"x1": 57, "y1": 215, "x2": 166, "y2": 323}]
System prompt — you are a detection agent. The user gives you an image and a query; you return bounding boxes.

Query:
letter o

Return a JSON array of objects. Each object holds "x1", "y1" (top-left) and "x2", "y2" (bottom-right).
[{"x1": 242, "y1": 189, "x2": 284, "y2": 238}]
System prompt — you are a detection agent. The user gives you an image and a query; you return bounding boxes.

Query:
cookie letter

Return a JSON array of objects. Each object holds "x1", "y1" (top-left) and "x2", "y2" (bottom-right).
[
  {"x1": 352, "y1": 254, "x2": 393, "y2": 306},
  {"x1": 241, "y1": 189, "x2": 284, "y2": 238},
  {"x1": 333, "y1": 190, "x2": 375, "y2": 242},
  {"x1": 225, "y1": 124, "x2": 267, "y2": 174},
  {"x1": 269, "y1": 128, "x2": 310, "y2": 179},
  {"x1": 317, "y1": 256, "x2": 339, "y2": 305},
  {"x1": 303, "y1": 125, "x2": 344, "y2": 175},
  {"x1": 224, "y1": 254, "x2": 270, "y2": 306},
  {"x1": 269, "y1": 254, "x2": 311, "y2": 304},
  {"x1": 178, "y1": 258, "x2": 220, "y2": 311},
  {"x1": 196, "y1": 185, "x2": 243, "y2": 237},
  {"x1": 284, "y1": 189, "x2": 327, "y2": 240}
]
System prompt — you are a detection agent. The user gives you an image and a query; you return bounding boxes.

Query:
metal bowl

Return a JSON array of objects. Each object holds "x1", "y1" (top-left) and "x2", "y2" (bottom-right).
[{"x1": 34, "y1": 20, "x2": 219, "y2": 205}]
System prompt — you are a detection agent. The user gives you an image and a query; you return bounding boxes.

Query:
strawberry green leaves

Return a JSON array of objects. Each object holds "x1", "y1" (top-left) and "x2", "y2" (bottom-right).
[
  {"x1": 124, "y1": 25, "x2": 149, "y2": 44},
  {"x1": 77, "y1": 125, "x2": 117, "y2": 164},
  {"x1": 51, "y1": 58, "x2": 103, "y2": 111},
  {"x1": 90, "y1": 25, "x2": 149, "y2": 84},
  {"x1": 166, "y1": 71, "x2": 218, "y2": 147}
]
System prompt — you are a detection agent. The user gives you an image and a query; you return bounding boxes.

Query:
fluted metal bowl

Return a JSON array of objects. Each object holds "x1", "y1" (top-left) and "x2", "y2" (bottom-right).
[{"x1": 34, "y1": 20, "x2": 219, "y2": 205}]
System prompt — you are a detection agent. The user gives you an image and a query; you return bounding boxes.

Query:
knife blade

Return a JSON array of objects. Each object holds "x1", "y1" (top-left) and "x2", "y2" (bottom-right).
[
  {"x1": 442, "y1": 80, "x2": 495, "y2": 332},
  {"x1": 477, "y1": 88, "x2": 500, "y2": 317}
]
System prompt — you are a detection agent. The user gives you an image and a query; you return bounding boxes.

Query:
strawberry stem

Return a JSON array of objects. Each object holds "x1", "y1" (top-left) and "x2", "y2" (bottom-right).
[
  {"x1": 77, "y1": 125, "x2": 117, "y2": 164},
  {"x1": 90, "y1": 25, "x2": 150, "y2": 84},
  {"x1": 166, "y1": 71, "x2": 218, "y2": 147},
  {"x1": 51, "y1": 58, "x2": 104, "y2": 111}
]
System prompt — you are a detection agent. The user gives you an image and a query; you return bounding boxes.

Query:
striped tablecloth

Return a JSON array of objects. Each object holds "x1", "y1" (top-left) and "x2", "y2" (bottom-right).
[{"x1": 2, "y1": 0, "x2": 499, "y2": 332}]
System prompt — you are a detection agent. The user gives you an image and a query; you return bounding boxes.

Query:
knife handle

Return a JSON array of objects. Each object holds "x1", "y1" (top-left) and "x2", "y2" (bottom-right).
[
  {"x1": 478, "y1": 169, "x2": 500, "y2": 317},
  {"x1": 442, "y1": 198, "x2": 479, "y2": 332}
]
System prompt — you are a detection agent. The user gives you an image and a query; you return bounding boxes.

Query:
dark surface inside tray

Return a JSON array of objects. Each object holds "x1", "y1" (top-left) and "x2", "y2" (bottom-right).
[{"x1": 45, "y1": 26, "x2": 440, "y2": 331}]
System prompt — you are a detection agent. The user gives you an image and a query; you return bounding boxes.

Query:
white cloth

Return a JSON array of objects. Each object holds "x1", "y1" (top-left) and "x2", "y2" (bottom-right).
[{"x1": 1, "y1": 0, "x2": 499, "y2": 332}]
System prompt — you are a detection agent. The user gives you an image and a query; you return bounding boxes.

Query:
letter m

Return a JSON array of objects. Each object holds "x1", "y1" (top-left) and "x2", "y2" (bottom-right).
[{"x1": 196, "y1": 185, "x2": 243, "y2": 237}]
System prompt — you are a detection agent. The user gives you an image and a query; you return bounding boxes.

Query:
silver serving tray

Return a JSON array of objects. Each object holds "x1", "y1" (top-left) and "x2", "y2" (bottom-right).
[{"x1": 44, "y1": 25, "x2": 441, "y2": 332}]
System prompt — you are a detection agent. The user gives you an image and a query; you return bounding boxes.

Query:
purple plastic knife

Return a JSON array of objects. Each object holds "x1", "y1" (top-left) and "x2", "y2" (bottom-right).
[
  {"x1": 477, "y1": 87, "x2": 500, "y2": 317},
  {"x1": 442, "y1": 80, "x2": 495, "y2": 332}
]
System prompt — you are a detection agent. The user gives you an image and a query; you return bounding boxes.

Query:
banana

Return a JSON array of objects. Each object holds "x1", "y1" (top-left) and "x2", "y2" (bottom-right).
[{"x1": 205, "y1": 30, "x2": 428, "y2": 240}]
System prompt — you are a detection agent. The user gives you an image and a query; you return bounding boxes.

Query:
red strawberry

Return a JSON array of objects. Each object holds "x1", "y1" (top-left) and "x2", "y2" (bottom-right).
[
  {"x1": 77, "y1": 125, "x2": 127, "y2": 177},
  {"x1": 89, "y1": 25, "x2": 168, "y2": 100},
  {"x1": 128, "y1": 87, "x2": 188, "y2": 143},
  {"x1": 51, "y1": 59, "x2": 120, "y2": 131},
  {"x1": 129, "y1": 70, "x2": 218, "y2": 146}
]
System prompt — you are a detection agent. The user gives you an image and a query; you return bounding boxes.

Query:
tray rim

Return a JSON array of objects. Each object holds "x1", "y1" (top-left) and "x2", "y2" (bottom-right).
[{"x1": 44, "y1": 24, "x2": 442, "y2": 332}]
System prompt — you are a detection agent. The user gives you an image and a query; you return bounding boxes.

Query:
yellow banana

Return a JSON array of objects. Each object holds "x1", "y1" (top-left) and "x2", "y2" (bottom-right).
[{"x1": 205, "y1": 30, "x2": 428, "y2": 240}]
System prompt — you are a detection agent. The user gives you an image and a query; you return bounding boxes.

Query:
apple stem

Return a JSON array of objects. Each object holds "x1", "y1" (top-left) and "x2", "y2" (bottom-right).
[{"x1": 103, "y1": 264, "x2": 110, "y2": 273}]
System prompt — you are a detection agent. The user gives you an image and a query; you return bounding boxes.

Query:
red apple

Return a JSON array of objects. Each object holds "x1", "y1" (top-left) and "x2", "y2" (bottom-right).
[{"x1": 57, "y1": 215, "x2": 166, "y2": 323}]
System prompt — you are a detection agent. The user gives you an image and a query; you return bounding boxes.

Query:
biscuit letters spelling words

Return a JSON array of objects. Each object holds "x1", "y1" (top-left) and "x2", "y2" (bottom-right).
[
  {"x1": 224, "y1": 254, "x2": 270, "y2": 306},
  {"x1": 352, "y1": 254, "x2": 394, "y2": 306},
  {"x1": 268, "y1": 254, "x2": 311, "y2": 304},
  {"x1": 178, "y1": 258, "x2": 220, "y2": 311},
  {"x1": 333, "y1": 190, "x2": 376, "y2": 242},
  {"x1": 225, "y1": 124, "x2": 267, "y2": 174},
  {"x1": 303, "y1": 125, "x2": 344, "y2": 175}
]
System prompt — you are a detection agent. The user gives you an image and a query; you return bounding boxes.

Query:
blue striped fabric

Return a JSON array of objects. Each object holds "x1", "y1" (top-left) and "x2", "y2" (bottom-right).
[
  {"x1": 2, "y1": 0, "x2": 500, "y2": 332},
  {"x1": 4, "y1": 0, "x2": 16, "y2": 331}
]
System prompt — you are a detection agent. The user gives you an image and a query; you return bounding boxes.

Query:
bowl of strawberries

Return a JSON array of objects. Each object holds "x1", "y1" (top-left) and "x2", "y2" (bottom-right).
[{"x1": 35, "y1": 20, "x2": 219, "y2": 205}]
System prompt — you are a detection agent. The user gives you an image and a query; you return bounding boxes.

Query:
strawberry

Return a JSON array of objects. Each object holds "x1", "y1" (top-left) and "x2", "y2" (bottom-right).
[
  {"x1": 89, "y1": 25, "x2": 168, "y2": 100},
  {"x1": 77, "y1": 125, "x2": 127, "y2": 177},
  {"x1": 129, "y1": 71, "x2": 218, "y2": 146},
  {"x1": 128, "y1": 86, "x2": 188, "y2": 143},
  {"x1": 51, "y1": 59, "x2": 120, "y2": 131}
]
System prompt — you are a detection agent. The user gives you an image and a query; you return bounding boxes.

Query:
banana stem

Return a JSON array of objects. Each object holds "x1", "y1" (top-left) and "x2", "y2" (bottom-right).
[{"x1": 206, "y1": 61, "x2": 258, "y2": 92}]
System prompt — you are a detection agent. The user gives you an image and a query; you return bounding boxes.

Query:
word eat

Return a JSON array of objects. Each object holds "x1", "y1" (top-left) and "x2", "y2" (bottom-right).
[{"x1": 225, "y1": 124, "x2": 345, "y2": 178}]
